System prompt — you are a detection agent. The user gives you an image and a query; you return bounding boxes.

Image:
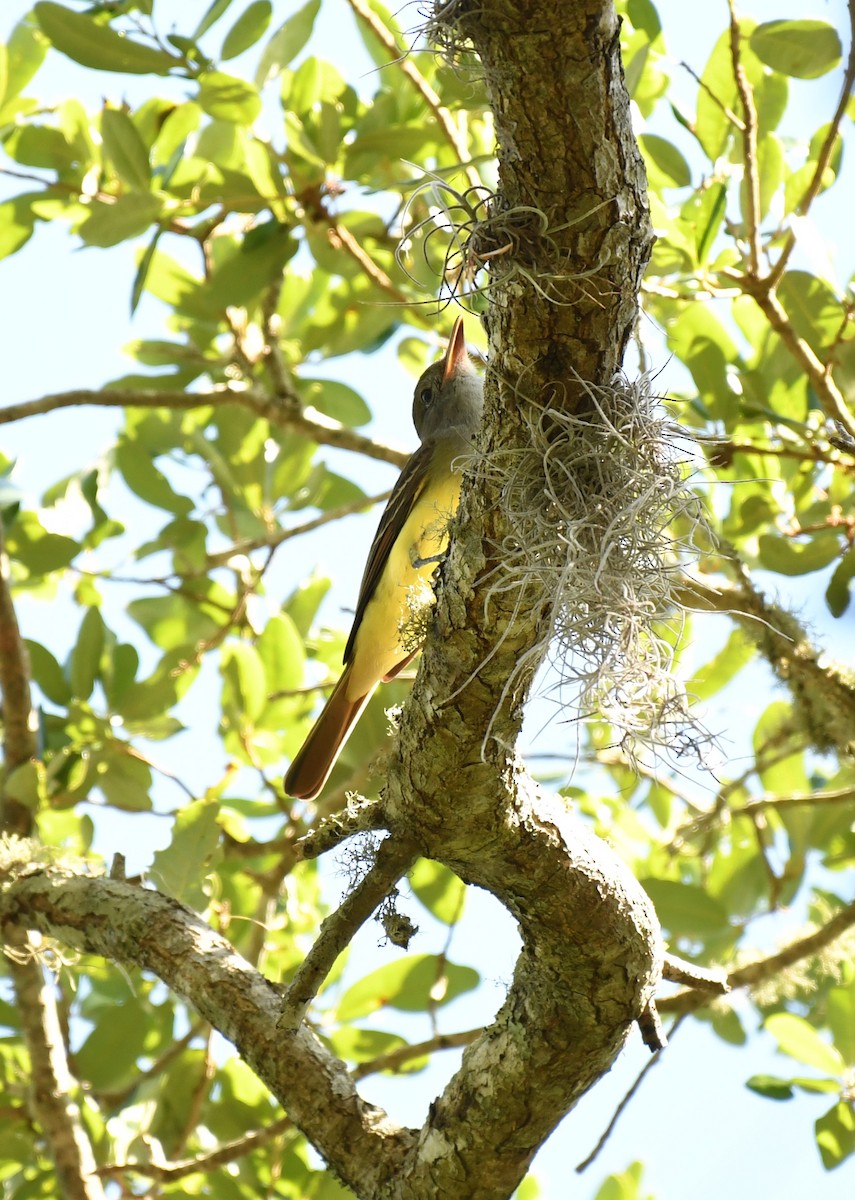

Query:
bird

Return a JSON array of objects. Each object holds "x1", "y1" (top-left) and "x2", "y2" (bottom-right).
[{"x1": 284, "y1": 317, "x2": 484, "y2": 800}]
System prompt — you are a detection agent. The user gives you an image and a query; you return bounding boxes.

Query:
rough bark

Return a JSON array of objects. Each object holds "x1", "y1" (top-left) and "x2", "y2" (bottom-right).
[{"x1": 378, "y1": 1, "x2": 661, "y2": 1195}]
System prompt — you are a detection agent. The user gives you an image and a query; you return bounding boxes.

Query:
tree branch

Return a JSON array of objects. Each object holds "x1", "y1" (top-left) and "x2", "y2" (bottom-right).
[
  {"x1": 0, "y1": 859, "x2": 415, "y2": 1194},
  {"x1": 0, "y1": 388, "x2": 409, "y2": 468},
  {"x1": 278, "y1": 837, "x2": 418, "y2": 1032},
  {"x1": 659, "y1": 896, "x2": 855, "y2": 1016},
  {"x1": 767, "y1": 0, "x2": 855, "y2": 288},
  {"x1": 728, "y1": 2, "x2": 762, "y2": 275},
  {"x1": 677, "y1": 573, "x2": 855, "y2": 760},
  {"x1": 345, "y1": 0, "x2": 483, "y2": 192}
]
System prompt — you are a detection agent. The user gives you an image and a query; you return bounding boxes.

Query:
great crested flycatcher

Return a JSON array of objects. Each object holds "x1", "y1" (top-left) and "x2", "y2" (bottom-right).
[{"x1": 284, "y1": 318, "x2": 484, "y2": 800}]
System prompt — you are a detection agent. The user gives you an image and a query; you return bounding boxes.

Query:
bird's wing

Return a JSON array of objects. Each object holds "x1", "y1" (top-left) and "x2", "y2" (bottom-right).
[{"x1": 343, "y1": 440, "x2": 434, "y2": 666}]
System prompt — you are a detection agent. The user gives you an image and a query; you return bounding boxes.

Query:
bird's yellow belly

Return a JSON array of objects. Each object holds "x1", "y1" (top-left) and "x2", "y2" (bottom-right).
[{"x1": 345, "y1": 472, "x2": 463, "y2": 699}]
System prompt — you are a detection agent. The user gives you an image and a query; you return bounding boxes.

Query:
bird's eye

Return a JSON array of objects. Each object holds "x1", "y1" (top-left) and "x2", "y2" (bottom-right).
[{"x1": 419, "y1": 385, "x2": 435, "y2": 408}]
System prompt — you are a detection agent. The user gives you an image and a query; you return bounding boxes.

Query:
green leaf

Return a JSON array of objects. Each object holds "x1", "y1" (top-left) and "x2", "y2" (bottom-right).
[
  {"x1": 193, "y1": 0, "x2": 237, "y2": 39},
  {"x1": 5, "y1": 510, "x2": 79, "y2": 574},
  {"x1": 115, "y1": 436, "x2": 194, "y2": 515},
  {"x1": 639, "y1": 133, "x2": 691, "y2": 188},
  {"x1": 198, "y1": 221, "x2": 296, "y2": 312},
  {"x1": 826, "y1": 549, "x2": 855, "y2": 618},
  {"x1": 256, "y1": 613, "x2": 304, "y2": 694},
  {"x1": 3, "y1": 17, "x2": 49, "y2": 102},
  {"x1": 221, "y1": 0, "x2": 272, "y2": 60},
  {"x1": 75, "y1": 1000, "x2": 149, "y2": 1088},
  {"x1": 827, "y1": 980, "x2": 855, "y2": 1065},
  {"x1": 69, "y1": 607, "x2": 105, "y2": 700},
  {"x1": 640, "y1": 878, "x2": 730, "y2": 935},
  {"x1": 116, "y1": 647, "x2": 199, "y2": 722},
  {"x1": 757, "y1": 533, "x2": 840, "y2": 576},
  {"x1": 299, "y1": 379, "x2": 372, "y2": 426},
  {"x1": 765, "y1": 1013, "x2": 845, "y2": 1075},
  {"x1": 100, "y1": 106, "x2": 151, "y2": 190},
  {"x1": 151, "y1": 799, "x2": 222, "y2": 906},
  {"x1": 127, "y1": 594, "x2": 221, "y2": 652},
  {"x1": 221, "y1": 641, "x2": 267, "y2": 722},
  {"x1": 750, "y1": 20, "x2": 842, "y2": 79},
  {"x1": 409, "y1": 859, "x2": 466, "y2": 925},
  {"x1": 5, "y1": 761, "x2": 46, "y2": 810},
  {"x1": 96, "y1": 744, "x2": 152, "y2": 811},
  {"x1": 326, "y1": 1026, "x2": 408, "y2": 1066},
  {"x1": 34, "y1": 3, "x2": 178, "y2": 75},
  {"x1": 78, "y1": 193, "x2": 163, "y2": 248},
  {"x1": 255, "y1": 0, "x2": 320, "y2": 85},
  {"x1": 197, "y1": 71, "x2": 261, "y2": 125},
  {"x1": 284, "y1": 574, "x2": 331, "y2": 638},
  {"x1": 815, "y1": 1100, "x2": 855, "y2": 1169},
  {"x1": 0, "y1": 196, "x2": 35, "y2": 261},
  {"x1": 746, "y1": 1074, "x2": 795, "y2": 1100},
  {"x1": 24, "y1": 639, "x2": 71, "y2": 705},
  {"x1": 337, "y1": 954, "x2": 480, "y2": 1021},
  {"x1": 691, "y1": 629, "x2": 755, "y2": 701},
  {"x1": 593, "y1": 1162, "x2": 646, "y2": 1200}
]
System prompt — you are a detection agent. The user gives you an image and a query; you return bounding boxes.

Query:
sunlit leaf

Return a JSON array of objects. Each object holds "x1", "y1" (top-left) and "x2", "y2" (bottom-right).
[
  {"x1": 337, "y1": 954, "x2": 480, "y2": 1021},
  {"x1": 34, "y1": 3, "x2": 178, "y2": 74},
  {"x1": 750, "y1": 20, "x2": 842, "y2": 79},
  {"x1": 151, "y1": 800, "x2": 222, "y2": 906},
  {"x1": 765, "y1": 1013, "x2": 845, "y2": 1076},
  {"x1": 221, "y1": 0, "x2": 272, "y2": 60}
]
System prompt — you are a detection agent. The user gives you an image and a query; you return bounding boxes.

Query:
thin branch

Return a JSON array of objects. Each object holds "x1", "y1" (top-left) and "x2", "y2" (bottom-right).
[
  {"x1": 662, "y1": 953, "x2": 728, "y2": 992},
  {"x1": 659, "y1": 895, "x2": 855, "y2": 1015},
  {"x1": 767, "y1": 0, "x2": 855, "y2": 288},
  {"x1": 575, "y1": 1016, "x2": 685, "y2": 1173},
  {"x1": 327, "y1": 219, "x2": 411, "y2": 304},
  {"x1": 98, "y1": 1114, "x2": 295, "y2": 1181},
  {"x1": 734, "y1": 282, "x2": 855, "y2": 441},
  {"x1": 352, "y1": 1027, "x2": 482, "y2": 1080},
  {"x1": 677, "y1": 573, "x2": 855, "y2": 760},
  {"x1": 295, "y1": 798, "x2": 387, "y2": 860},
  {"x1": 676, "y1": 785, "x2": 855, "y2": 845},
  {"x1": 344, "y1": 0, "x2": 482, "y2": 192},
  {"x1": 728, "y1": 2, "x2": 762, "y2": 274},
  {"x1": 277, "y1": 837, "x2": 418, "y2": 1032},
  {"x1": 0, "y1": 388, "x2": 409, "y2": 468},
  {"x1": 205, "y1": 490, "x2": 393, "y2": 569}
]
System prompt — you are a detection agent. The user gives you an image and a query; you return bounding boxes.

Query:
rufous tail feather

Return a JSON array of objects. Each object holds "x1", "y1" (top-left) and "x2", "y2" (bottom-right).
[{"x1": 284, "y1": 665, "x2": 376, "y2": 800}]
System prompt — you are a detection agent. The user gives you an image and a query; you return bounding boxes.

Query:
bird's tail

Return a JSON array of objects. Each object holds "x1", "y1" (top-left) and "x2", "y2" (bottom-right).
[{"x1": 284, "y1": 665, "x2": 376, "y2": 800}]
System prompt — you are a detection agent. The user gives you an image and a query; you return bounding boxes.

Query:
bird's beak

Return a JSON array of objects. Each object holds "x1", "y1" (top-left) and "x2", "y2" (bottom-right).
[{"x1": 441, "y1": 316, "x2": 469, "y2": 384}]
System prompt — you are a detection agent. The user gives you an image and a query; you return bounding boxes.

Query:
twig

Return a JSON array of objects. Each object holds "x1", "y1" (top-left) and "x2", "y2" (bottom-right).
[
  {"x1": 576, "y1": 1017, "x2": 685, "y2": 1173},
  {"x1": 659, "y1": 895, "x2": 855, "y2": 1015},
  {"x1": 352, "y1": 1026, "x2": 482, "y2": 1080},
  {"x1": 673, "y1": 784, "x2": 855, "y2": 845},
  {"x1": 327, "y1": 219, "x2": 411, "y2": 304},
  {"x1": 98, "y1": 1114, "x2": 295, "y2": 1181},
  {"x1": 277, "y1": 836, "x2": 418, "y2": 1032},
  {"x1": 730, "y1": 1, "x2": 763, "y2": 272},
  {"x1": 295, "y1": 797, "x2": 387, "y2": 860},
  {"x1": 662, "y1": 953, "x2": 728, "y2": 992},
  {"x1": 728, "y1": 2, "x2": 762, "y2": 274},
  {"x1": 0, "y1": 388, "x2": 409, "y2": 468},
  {"x1": 767, "y1": 0, "x2": 855, "y2": 288},
  {"x1": 205, "y1": 490, "x2": 392, "y2": 569},
  {"x1": 733, "y1": 281, "x2": 855, "y2": 441},
  {"x1": 344, "y1": 0, "x2": 482, "y2": 192}
]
